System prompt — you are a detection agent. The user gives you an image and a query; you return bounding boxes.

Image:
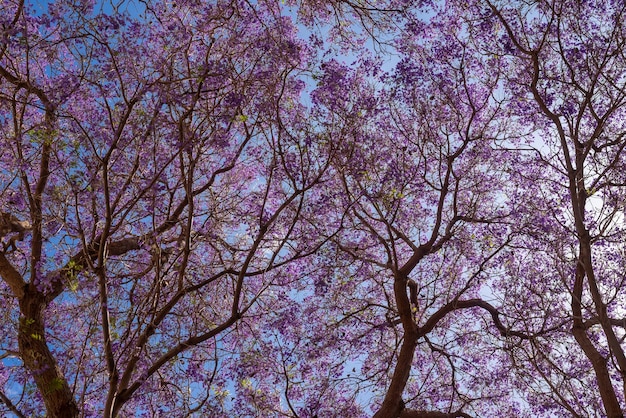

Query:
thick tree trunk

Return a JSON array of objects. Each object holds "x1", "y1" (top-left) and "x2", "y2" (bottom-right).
[
  {"x1": 374, "y1": 335, "x2": 418, "y2": 418},
  {"x1": 571, "y1": 245, "x2": 623, "y2": 417},
  {"x1": 373, "y1": 277, "x2": 419, "y2": 418},
  {"x1": 18, "y1": 285, "x2": 79, "y2": 418}
]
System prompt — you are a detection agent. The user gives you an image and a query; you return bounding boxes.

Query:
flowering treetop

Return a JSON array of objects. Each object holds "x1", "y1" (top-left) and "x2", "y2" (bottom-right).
[{"x1": 2, "y1": 1, "x2": 626, "y2": 417}]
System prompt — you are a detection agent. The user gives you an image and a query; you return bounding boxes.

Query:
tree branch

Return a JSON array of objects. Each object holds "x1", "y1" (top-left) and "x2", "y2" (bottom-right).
[
  {"x1": 419, "y1": 298, "x2": 530, "y2": 340},
  {"x1": 0, "y1": 252, "x2": 25, "y2": 299}
]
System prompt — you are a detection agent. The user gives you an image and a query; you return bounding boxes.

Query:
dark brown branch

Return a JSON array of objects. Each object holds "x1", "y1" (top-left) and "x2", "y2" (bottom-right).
[
  {"x1": 0, "y1": 252, "x2": 25, "y2": 299},
  {"x1": 418, "y1": 298, "x2": 530, "y2": 340},
  {"x1": 0, "y1": 388, "x2": 27, "y2": 418}
]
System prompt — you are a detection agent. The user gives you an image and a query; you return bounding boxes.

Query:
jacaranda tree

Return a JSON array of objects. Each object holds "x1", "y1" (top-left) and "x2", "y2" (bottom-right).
[
  {"x1": 3, "y1": 0, "x2": 626, "y2": 417},
  {"x1": 1, "y1": 0, "x2": 334, "y2": 416}
]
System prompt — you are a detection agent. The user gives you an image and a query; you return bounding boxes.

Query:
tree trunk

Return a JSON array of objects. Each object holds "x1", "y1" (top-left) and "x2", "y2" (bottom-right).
[{"x1": 18, "y1": 285, "x2": 79, "y2": 418}]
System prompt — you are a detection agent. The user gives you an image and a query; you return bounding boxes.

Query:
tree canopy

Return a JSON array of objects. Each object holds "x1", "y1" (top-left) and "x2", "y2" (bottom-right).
[{"x1": 2, "y1": 0, "x2": 626, "y2": 417}]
